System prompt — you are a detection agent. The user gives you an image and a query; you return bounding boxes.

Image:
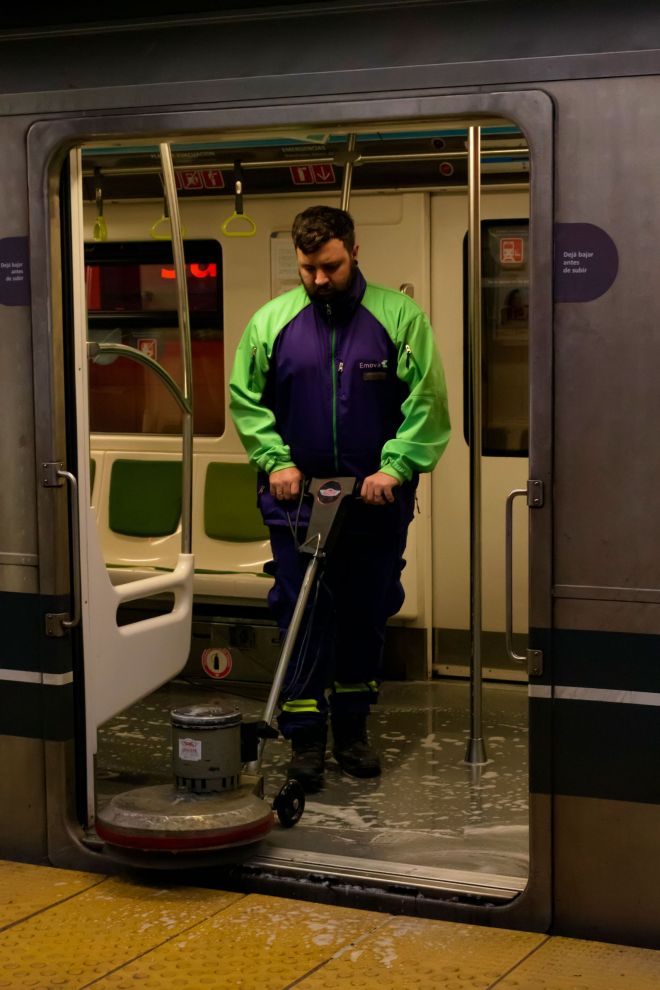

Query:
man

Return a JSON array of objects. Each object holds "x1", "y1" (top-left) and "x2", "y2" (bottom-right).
[{"x1": 229, "y1": 205, "x2": 450, "y2": 792}]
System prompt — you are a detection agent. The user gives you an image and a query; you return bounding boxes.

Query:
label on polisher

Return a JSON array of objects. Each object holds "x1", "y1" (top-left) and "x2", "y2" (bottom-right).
[{"x1": 178, "y1": 737, "x2": 202, "y2": 761}]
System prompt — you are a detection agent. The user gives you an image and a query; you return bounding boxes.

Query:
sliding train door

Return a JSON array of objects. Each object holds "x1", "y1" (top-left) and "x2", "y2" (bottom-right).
[{"x1": 67, "y1": 148, "x2": 195, "y2": 825}]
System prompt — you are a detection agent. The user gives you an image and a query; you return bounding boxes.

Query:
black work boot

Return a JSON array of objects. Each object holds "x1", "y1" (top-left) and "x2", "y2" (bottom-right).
[
  {"x1": 287, "y1": 723, "x2": 327, "y2": 793},
  {"x1": 331, "y1": 714, "x2": 381, "y2": 778}
]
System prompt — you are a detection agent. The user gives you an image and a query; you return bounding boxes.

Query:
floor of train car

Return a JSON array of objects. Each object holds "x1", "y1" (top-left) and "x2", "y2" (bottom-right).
[{"x1": 95, "y1": 677, "x2": 528, "y2": 895}]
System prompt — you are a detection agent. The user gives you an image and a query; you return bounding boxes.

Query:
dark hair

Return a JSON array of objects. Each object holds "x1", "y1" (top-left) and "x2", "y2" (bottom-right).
[{"x1": 291, "y1": 205, "x2": 355, "y2": 254}]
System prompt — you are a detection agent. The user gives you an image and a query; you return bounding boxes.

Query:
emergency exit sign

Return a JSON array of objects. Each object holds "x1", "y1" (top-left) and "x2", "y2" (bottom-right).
[{"x1": 289, "y1": 164, "x2": 336, "y2": 185}]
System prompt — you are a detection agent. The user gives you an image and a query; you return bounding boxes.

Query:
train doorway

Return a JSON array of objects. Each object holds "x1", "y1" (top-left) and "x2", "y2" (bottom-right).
[{"x1": 49, "y1": 95, "x2": 551, "y2": 922}]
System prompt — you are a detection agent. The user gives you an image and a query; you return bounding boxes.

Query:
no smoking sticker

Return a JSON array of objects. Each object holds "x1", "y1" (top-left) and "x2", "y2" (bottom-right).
[{"x1": 201, "y1": 647, "x2": 233, "y2": 679}]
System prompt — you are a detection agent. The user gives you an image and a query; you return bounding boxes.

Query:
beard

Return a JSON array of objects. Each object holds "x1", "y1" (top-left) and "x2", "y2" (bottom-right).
[{"x1": 304, "y1": 261, "x2": 358, "y2": 302}]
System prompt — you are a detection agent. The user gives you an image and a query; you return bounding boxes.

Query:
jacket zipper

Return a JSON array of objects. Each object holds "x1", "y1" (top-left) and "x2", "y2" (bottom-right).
[
  {"x1": 336, "y1": 358, "x2": 344, "y2": 469},
  {"x1": 329, "y1": 306, "x2": 340, "y2": 471},
  {"x1": 405, "y1": 343, "x2": 424, "y2": 380}
]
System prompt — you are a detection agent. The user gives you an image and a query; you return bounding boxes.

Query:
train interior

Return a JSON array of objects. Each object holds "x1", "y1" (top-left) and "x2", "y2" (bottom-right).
[{"x1": 66, "y1": 118, "x2": 531, "y2": 900}]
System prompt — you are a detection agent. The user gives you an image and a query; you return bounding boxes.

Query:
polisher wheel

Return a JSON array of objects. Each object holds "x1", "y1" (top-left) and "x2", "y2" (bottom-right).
[{"x1": 273, "y1": 779, "x2": 305, "y2": 828}]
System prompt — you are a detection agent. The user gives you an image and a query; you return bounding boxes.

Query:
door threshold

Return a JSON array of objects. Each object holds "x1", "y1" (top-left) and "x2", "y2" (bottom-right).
[{"x1": 244, "y1": 847, "x2": 526, "y2": 902}]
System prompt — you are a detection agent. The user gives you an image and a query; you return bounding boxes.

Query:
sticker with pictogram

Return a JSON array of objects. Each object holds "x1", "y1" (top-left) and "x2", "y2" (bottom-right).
[
  {"x1": 137, "y1": 338, "x2": 157, "y2": 360},
  {"x1": 175, "y1": 168, "x2": 224, "y2": 190},
  {"x1": 201, "y1": 169, "x2": 225, "y2": 189},
  {"x1": 176, "y1": 170, "x2": 204, "y2": 191},
  {"x1": 290, "y1": 164, "x2": 336, "y2": 185},
  {"x1": 500, "y1": 237, "x2": 524, "y2": 264},
  {"x1": 201, "y1": 647, "x2": 233, "y2": 679}
]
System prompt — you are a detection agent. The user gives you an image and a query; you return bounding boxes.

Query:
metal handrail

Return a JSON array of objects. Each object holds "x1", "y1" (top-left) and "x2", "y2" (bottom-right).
[
  {"x1": 87, "y1": 146, "x2": 194, "y2": 555},
  {"x1": 159, "y1": 141, "x2": 194, "y2": 556},
  {"x1": 339, "y1": 134, "x2": 357, "y2": 211},
  {"x1": 505, "y1": 489, "x2": 530, "y2": 664},
  {"x1": 465, "y1": 125, "x2": 488, "y2": 767},
  {"x1": 58, "y1": 470, "x2": 82, "y2": 630},
  {"x1": 88, "y1": 342, "x2": 192, "y2": 415}
]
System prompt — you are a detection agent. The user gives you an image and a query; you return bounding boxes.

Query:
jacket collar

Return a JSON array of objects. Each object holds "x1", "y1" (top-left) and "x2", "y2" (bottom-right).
[{"x1": 311, "y1": 267, "x2": 366, "y2": 327}]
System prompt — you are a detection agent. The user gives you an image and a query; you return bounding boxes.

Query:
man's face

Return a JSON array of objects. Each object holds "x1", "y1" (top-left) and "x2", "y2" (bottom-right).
[{"x1": 296, "y1": 238, "x2": 359, "y2": 300}]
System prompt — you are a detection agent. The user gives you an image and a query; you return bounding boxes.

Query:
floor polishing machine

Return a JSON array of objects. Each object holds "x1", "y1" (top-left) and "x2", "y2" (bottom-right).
[{"x1": 95, "y1": 477, "x2": 356, "y2": 865}]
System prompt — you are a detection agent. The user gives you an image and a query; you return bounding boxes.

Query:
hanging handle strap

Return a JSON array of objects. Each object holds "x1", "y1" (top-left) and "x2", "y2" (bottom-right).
[
  {"x1": 151, "y1": 177, "x2": 187, "y2": 240},
  {"x1": 221, "y1": 161, "x2": 257, "y2": 237},
  {"x1": 93, "y1": 168, "x2": 107, "y2": 242},
  {"x1": 151, "y1": 204, "x2": 188, "y2": 239},
  {"x1": 234, "y1": 160, "x2": 244, "y2": 215}
]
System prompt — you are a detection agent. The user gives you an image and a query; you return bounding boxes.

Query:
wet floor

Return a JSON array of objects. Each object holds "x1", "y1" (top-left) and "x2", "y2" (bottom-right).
[{"x1": 96, "y1": 678, "x2": 528, "y2": 894}]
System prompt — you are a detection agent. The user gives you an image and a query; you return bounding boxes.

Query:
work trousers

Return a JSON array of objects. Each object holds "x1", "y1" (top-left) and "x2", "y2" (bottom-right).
[{"x1": 266, "y1": 500, "x2": 413, "y2": 738}]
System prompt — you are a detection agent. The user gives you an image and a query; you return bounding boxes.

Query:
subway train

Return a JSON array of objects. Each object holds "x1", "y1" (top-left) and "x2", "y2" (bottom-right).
[{"x1": 2, "y1": 0, "x2": 660, "y2": 951}]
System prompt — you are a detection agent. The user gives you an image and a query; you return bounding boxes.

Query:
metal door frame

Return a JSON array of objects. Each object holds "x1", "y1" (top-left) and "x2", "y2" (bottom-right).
[{"x1": 27, "y1": 89, "x2": 553, "y2": 924}]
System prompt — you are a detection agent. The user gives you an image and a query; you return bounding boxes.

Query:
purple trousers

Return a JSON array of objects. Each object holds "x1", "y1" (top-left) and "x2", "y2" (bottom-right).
[{"x1": 264, "y1": 497, "x2": 414, "y2": 737}]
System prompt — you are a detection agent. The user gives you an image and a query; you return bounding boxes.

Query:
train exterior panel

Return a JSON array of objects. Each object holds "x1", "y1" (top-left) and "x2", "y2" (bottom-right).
[{"x1": 0, "y1": 0, "x2": 659, "y2": 948}]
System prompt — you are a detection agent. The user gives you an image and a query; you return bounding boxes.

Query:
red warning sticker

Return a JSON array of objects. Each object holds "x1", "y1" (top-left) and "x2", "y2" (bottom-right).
[
  {"x1": 201, "y1": 647, "x2": 233, "y2": 679},
  {"x1": 137, "y1": 337, "x2": 157, "y2": 361},
  {"x1": 500, "y1": 237, "x2": 524, "y2": 265}
]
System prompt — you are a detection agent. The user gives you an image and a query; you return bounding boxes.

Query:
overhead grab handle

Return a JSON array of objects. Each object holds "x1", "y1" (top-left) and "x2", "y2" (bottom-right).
[
  {"x1": 93, "y1": 168, "x2": 108, "y2": 242},
  {"x1": 221, "y1": 161, "x2": 257, "y2": 237},
  {"x1": 151, "y1": 184, "x2": 187, "y2": 240}
]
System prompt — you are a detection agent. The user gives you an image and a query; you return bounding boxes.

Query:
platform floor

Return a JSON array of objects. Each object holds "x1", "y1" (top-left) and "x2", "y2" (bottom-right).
[
  {"x1": 97, "y1": 679, "x2": 529, "y2": 896},
  {"x1": 2, "y1": 858, "x2": 660, "y2": 990}
]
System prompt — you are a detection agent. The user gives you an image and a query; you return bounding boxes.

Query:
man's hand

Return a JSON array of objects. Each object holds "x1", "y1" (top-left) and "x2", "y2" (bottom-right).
[
  {"x1": 269, "y1": 466, "x2": 304, "y2": 500},
  {"x1": 360, "y1": 471, "x2": 400, "y2": 505}
]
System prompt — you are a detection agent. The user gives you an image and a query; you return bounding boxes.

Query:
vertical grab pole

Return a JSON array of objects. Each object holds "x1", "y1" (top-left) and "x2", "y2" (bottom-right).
[
  {"x1": 159, "y1": 142, "x2": 194, "y2": 555},
  {"x1": 465, "y1": 126, "x2": 488, "y2": 766},
  {"x1": 340, "y1": 134, "x2": 357, "y2": 212}
]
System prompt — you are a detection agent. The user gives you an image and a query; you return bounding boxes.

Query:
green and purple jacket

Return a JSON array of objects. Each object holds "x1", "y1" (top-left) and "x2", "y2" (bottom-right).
[{"x1": 229, "y1": 270, "x2": 450, "y2": 526}]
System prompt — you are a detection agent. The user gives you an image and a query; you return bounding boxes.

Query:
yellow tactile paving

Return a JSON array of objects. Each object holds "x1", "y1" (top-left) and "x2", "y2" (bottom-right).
[
  {"x1": 295, "y1": 915, "x2": 545, "y2": 990},
  {"x1": 0, "y1": 860, "x2": 102, "y2": 929},
  {"x1": 0, "y1": 875, "x2": 242, "y2": 990},
  {"x1": 91, "y1": 893, "x2": 386, "y2": 990},
  {"x1": 2, "y1": 862, "x2": 659, "y2": 990},
  {"x1": 496, "y1": 933, "x2": 660, "y2": 989}
]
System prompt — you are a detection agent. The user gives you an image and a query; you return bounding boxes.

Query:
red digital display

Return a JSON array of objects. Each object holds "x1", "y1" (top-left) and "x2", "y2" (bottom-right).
[
  {"x1": 160, "y1": 263, "x2": 217, "y2": 280},
  {"x1": 86, "y1": 261, "x2": 220, "y2": 313}
]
